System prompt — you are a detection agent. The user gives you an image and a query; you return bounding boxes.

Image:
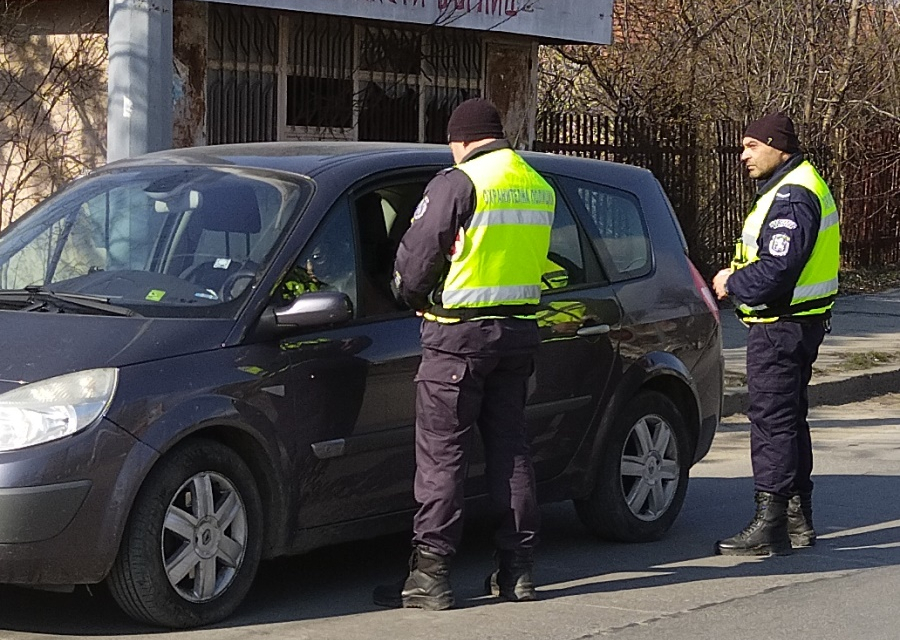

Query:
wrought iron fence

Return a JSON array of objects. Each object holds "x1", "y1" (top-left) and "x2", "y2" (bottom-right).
[
  {"x1": 841, "y1": 128, "x2": 900, "y2": 268},
  {"x1": 535, "y1": 112, "x2": 900, "y2": 276}
]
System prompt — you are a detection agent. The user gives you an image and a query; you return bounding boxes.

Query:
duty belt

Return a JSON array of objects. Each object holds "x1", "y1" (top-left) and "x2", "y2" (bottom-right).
[{"x1": 426, "y1": 303, "x2": 539, "y2": 322}]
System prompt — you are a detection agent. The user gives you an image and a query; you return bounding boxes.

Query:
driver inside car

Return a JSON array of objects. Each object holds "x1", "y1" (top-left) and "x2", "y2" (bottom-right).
[{"x1": 279, "y1": 240, "x2": 355, "y2": 303}]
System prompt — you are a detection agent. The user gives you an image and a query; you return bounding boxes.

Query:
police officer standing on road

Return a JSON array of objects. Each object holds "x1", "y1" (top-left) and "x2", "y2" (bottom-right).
[
  {"x1": 712, "y1": 112, "x2": 840, "y2": 556},
  {"x1": 372, "y1": 99, "x2": 555, "y2": 610}
]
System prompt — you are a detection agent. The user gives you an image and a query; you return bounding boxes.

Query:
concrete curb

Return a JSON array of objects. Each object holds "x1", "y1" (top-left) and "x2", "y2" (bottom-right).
[{"x1": 722, "y1": 364, "x2": 900, "y2": 417}]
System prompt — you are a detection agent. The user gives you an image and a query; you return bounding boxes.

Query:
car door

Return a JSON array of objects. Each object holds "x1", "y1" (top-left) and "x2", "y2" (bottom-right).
[
  {"x1": 464, "y1": 183, "x2": 623, "y2": 492},
  {"x1": 280, "y1": 174, "x2": 434, "y2": 531}
]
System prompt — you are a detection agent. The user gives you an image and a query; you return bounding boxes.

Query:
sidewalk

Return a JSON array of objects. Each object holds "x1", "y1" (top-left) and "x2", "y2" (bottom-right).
[{"x1": 721, "y1": 288, "x2": 900, "y2": 416}]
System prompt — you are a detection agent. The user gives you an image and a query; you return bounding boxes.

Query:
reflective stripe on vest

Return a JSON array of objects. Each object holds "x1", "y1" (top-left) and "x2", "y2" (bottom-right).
[
  {"x1": 732, "y1": 161, "x2": 840, "y2": 322},
  {"x1": 439, "y1": 148, "x2": 555, "y2": 311}
]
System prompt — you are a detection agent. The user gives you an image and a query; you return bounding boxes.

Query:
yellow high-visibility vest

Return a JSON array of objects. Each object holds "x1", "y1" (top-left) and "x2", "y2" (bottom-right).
[
  {"x1": 428, "y1": 148, "x2": 554, "y2": 321},
  {"x1": 732, "y1": 161, "x2": 840, "y2": 322}
]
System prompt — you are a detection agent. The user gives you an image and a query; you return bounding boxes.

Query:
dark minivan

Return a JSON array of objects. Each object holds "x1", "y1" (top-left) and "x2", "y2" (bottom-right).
[{"x1": 0, "y1": 142, "x2": 722, "y2": 628}]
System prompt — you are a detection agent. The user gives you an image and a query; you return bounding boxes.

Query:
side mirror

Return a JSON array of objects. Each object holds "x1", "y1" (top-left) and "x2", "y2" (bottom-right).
[{"x1": 256, "y1": 291, "x2": 353, "y2": 336}]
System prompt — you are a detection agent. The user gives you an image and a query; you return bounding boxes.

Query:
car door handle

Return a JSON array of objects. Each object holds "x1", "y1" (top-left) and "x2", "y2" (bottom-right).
[{"x1": 576, "y1": 323, "x2": 611, "y2": 337}]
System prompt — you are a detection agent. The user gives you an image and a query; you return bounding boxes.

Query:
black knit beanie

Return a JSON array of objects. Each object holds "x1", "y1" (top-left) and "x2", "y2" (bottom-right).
[
  {"x1": 743, "y1": 112, "x2": 801, "y2": 154},
  {"x1": 447, "y1": 98, "x2": 505, "y2": 142}
]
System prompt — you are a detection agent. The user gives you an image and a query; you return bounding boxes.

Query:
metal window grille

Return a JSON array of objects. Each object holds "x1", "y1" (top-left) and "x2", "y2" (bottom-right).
[
  {"x1": 422, "y1": 28, "x2": 482, "y2": 143},
  {"x1": 207, "y1": 7, "x2": 483, "y2": 144},
  {"x1": 285, "y1": 14, "x2": 354, "y2": 136},
  {"x1": 207, "y1": 4, "x2": 277, "y2": 144},
  {"x1": 357, "y1": 25, "x2": 422, "y2": 142}
]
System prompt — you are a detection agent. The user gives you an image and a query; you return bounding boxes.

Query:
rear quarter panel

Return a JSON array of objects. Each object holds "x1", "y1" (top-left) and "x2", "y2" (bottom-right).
[
  {"x1": 609, "y1": 169, "x2": 722, "y2": 462},
  {"x1": 528, "y1": 155, "x2": 721, "y2": 470}
]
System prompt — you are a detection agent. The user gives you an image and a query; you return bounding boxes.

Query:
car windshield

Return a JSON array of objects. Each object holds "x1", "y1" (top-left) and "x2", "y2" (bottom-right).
[{"x1": 0, "y1": 165, "x2": 311, "y2": 318}]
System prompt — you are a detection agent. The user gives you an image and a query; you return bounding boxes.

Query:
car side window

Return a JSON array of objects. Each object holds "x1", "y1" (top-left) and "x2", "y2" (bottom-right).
[
  {"x1": 277, "y1": 199, "x2": 357, "y2": 311},
  {"x1": 352, "y1": 179, "x2": 429, "y2": 317},
  {"x1": 543, "y1": 195, "x2": 587, "y2": 290},
  {"x1": 566, "y1": 179, "x2": 651, "y2": 281}
]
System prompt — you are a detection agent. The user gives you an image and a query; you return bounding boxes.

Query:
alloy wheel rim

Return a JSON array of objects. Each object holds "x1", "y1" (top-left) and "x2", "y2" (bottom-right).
[
  {"x1": 619, "y1": 414, "x2": 680, "y2": 521},
  {"x1": 161, "y1": 471, "x2": 248, "y2": 603}
]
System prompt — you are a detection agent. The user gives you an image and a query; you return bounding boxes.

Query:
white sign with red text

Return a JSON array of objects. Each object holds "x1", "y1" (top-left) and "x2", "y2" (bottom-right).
[{"x1": 204, "y1": 0, "x2": 612, "y2": 45}]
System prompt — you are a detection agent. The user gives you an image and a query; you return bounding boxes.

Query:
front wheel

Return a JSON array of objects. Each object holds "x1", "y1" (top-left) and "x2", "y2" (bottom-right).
[
  {"x1": 107, "y1": 439, "x2": 263, "y2": 628},
  {"x1": 575, "y1": 391, "x2": 690, "y2": 542}
]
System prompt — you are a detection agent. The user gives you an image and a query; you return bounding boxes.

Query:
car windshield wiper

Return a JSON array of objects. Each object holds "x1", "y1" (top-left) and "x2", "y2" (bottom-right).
[{"x1": 0, "y1": 286, "x2": 141, "y2": 317}]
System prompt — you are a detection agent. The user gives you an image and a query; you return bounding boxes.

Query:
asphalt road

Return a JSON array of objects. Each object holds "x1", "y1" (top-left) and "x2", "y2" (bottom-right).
[{"x1": 2, "y1": 394, "x2": 899, "y2": 640}]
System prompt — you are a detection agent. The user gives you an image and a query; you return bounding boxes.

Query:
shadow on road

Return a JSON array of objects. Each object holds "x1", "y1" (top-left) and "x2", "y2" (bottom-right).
[
  {"x1": 535, "y1": 474, "x2": 900, "y2": 599},
  {"x1": 0, "y1": 473, "x2": 898, "y2": 635}
]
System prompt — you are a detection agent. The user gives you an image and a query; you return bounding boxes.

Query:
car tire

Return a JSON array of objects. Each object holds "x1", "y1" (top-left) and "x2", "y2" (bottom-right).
[
  {"x1": 575, "y1": 391, "x2": 690, "y2": 543},
  {"x1": 107, "y1": 438, "x2": 263, "y2": 628}
]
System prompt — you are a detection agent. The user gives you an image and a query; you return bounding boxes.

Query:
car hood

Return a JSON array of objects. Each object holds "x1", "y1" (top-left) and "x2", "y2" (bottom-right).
[{"x1": 0, "y1": 310, "x2": 234, "y2": 389}]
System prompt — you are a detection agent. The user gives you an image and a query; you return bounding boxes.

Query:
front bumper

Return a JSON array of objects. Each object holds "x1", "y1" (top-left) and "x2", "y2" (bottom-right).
[
  {"x1": 0, "y1": 480, "x2": 91, "y2": 543},
  {"x1": 0, "y1": 418, "x2": 157, "y2": 585}
]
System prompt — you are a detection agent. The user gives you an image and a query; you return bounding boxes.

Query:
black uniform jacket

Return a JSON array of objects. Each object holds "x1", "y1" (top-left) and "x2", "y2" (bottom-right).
[
  {"x1": 728, "y1": 154, "x2": 825, "y2": 315},
  {"x1": 392, "y1": 140, "x2": 540, "y2": 356}
]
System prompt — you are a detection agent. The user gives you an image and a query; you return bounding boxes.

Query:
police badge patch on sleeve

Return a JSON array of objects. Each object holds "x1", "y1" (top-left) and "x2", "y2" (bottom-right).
[
  {"x1": 769, "y1": 218, "x2": 798, "y2": 230},
  {"x1": 769, "y1": 233, "x2": 791, "y2": 256},
  {"x1": 412, "y1": 196, "x2": 429, "y2": 221}
]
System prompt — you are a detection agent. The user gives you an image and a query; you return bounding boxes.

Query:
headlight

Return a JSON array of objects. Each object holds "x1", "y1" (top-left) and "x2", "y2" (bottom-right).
[{"x1": 0, "y1": 368, "x2": 118, "y2": 452}]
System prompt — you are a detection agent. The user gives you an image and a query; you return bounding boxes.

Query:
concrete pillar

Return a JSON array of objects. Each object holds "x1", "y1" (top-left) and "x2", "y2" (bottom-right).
[
  {"x1": 107, "y1": 0, "x2": 174, "y2": 161},
  {"x1": 173, "y1": 1, "x2": 208, "y2": 148},
  {"x1": 485, "y1": 39, "x2": 539, "y2": 150}
]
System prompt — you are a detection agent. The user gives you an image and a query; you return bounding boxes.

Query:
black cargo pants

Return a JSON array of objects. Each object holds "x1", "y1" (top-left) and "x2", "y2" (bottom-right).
[
  {"x1": 746, "y1": 319, "x2": 827, "y2": 497},
  {"x1": 411, "y1": 342, "x2": 540, "y2": 558}
]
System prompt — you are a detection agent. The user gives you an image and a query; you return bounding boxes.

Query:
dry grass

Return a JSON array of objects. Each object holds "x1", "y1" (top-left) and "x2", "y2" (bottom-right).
[
  {"x1": 838, "y1": 351, "x2": 899, "y2": 370},
  {"x1": 839, "y1": 267, "x2": 900, "y2": 295}
]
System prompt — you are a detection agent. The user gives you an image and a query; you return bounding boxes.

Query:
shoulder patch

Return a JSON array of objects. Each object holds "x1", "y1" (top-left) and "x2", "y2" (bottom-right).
[
  {"x1": 412, "y1": 195, "x2": 429, "y2": 220},
  {"x1": 769, "y1": 233, "x2": 791, "y2": 257},
  {"x1": 769, "y1": 218, "x2": 798, "y2": 230},
  {"x1": 775, "y1": 191, "x2": 791, "y2": 200}
]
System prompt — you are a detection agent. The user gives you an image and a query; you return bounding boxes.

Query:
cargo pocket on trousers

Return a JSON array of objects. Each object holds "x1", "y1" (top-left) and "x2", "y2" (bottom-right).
[
  {"x1": 748, "y1": 370, "x2": 799, "y2": 394},
  {"x1": 415, "y1": 355, "x2": 472, "y2": 432},
  {"x1": 414, "y1": 354, "x2": 468, "y2": 386}
]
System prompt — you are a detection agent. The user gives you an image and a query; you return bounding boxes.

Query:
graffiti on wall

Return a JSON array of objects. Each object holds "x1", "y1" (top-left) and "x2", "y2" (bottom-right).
[{"x1": 204, "y1": 0, "x2": 612, "y2": 44}]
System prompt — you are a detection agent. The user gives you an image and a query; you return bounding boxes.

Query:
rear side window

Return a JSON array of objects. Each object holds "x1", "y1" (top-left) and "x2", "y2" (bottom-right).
[{"x1": 564, "y1": 179, "x2": 651, "y2": 281}]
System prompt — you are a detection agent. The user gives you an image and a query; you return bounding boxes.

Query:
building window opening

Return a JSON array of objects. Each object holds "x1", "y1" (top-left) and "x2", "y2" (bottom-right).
[
  {"x1": 207, "y1": 6, "x2": 484, "y2": 144},
  {"x1": 207, "y1": 4, "x2": 278, "y2": 144},
  {"x1": 286, "y1": 14, "x2": 354, "y2": 131}
]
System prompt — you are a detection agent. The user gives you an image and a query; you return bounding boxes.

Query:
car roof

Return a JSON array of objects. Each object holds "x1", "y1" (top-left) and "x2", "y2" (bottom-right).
[
  {"x1": 104, "y1": 142, "x2": 450, "y2": 177},
  {"x1": 103, "y1": 141, "x2": 656, "y2": 185}
]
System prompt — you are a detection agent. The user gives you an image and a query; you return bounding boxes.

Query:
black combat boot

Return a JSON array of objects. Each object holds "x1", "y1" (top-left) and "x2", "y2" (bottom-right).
[
  {"x1": 714, "y1": 491, "x2": 792, "y2": 556},
  {"x1": 372, "y1": 547, "x2": 454, "y2": 610},
  {"x1": 484, "y1": 549, "x2": 536, "y2": 602},
  {"x1": 787, "y1": 492, "x2": 816, "y2": 548}
]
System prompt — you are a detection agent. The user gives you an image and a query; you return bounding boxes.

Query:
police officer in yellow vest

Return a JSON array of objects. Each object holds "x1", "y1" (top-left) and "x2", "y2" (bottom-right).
[
  {"x1": 712, "y1": 112, "x2": 840, "y2": 556},
  {"x1": 373, "y1": 99, "x2": 554, "y2": 610}
]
